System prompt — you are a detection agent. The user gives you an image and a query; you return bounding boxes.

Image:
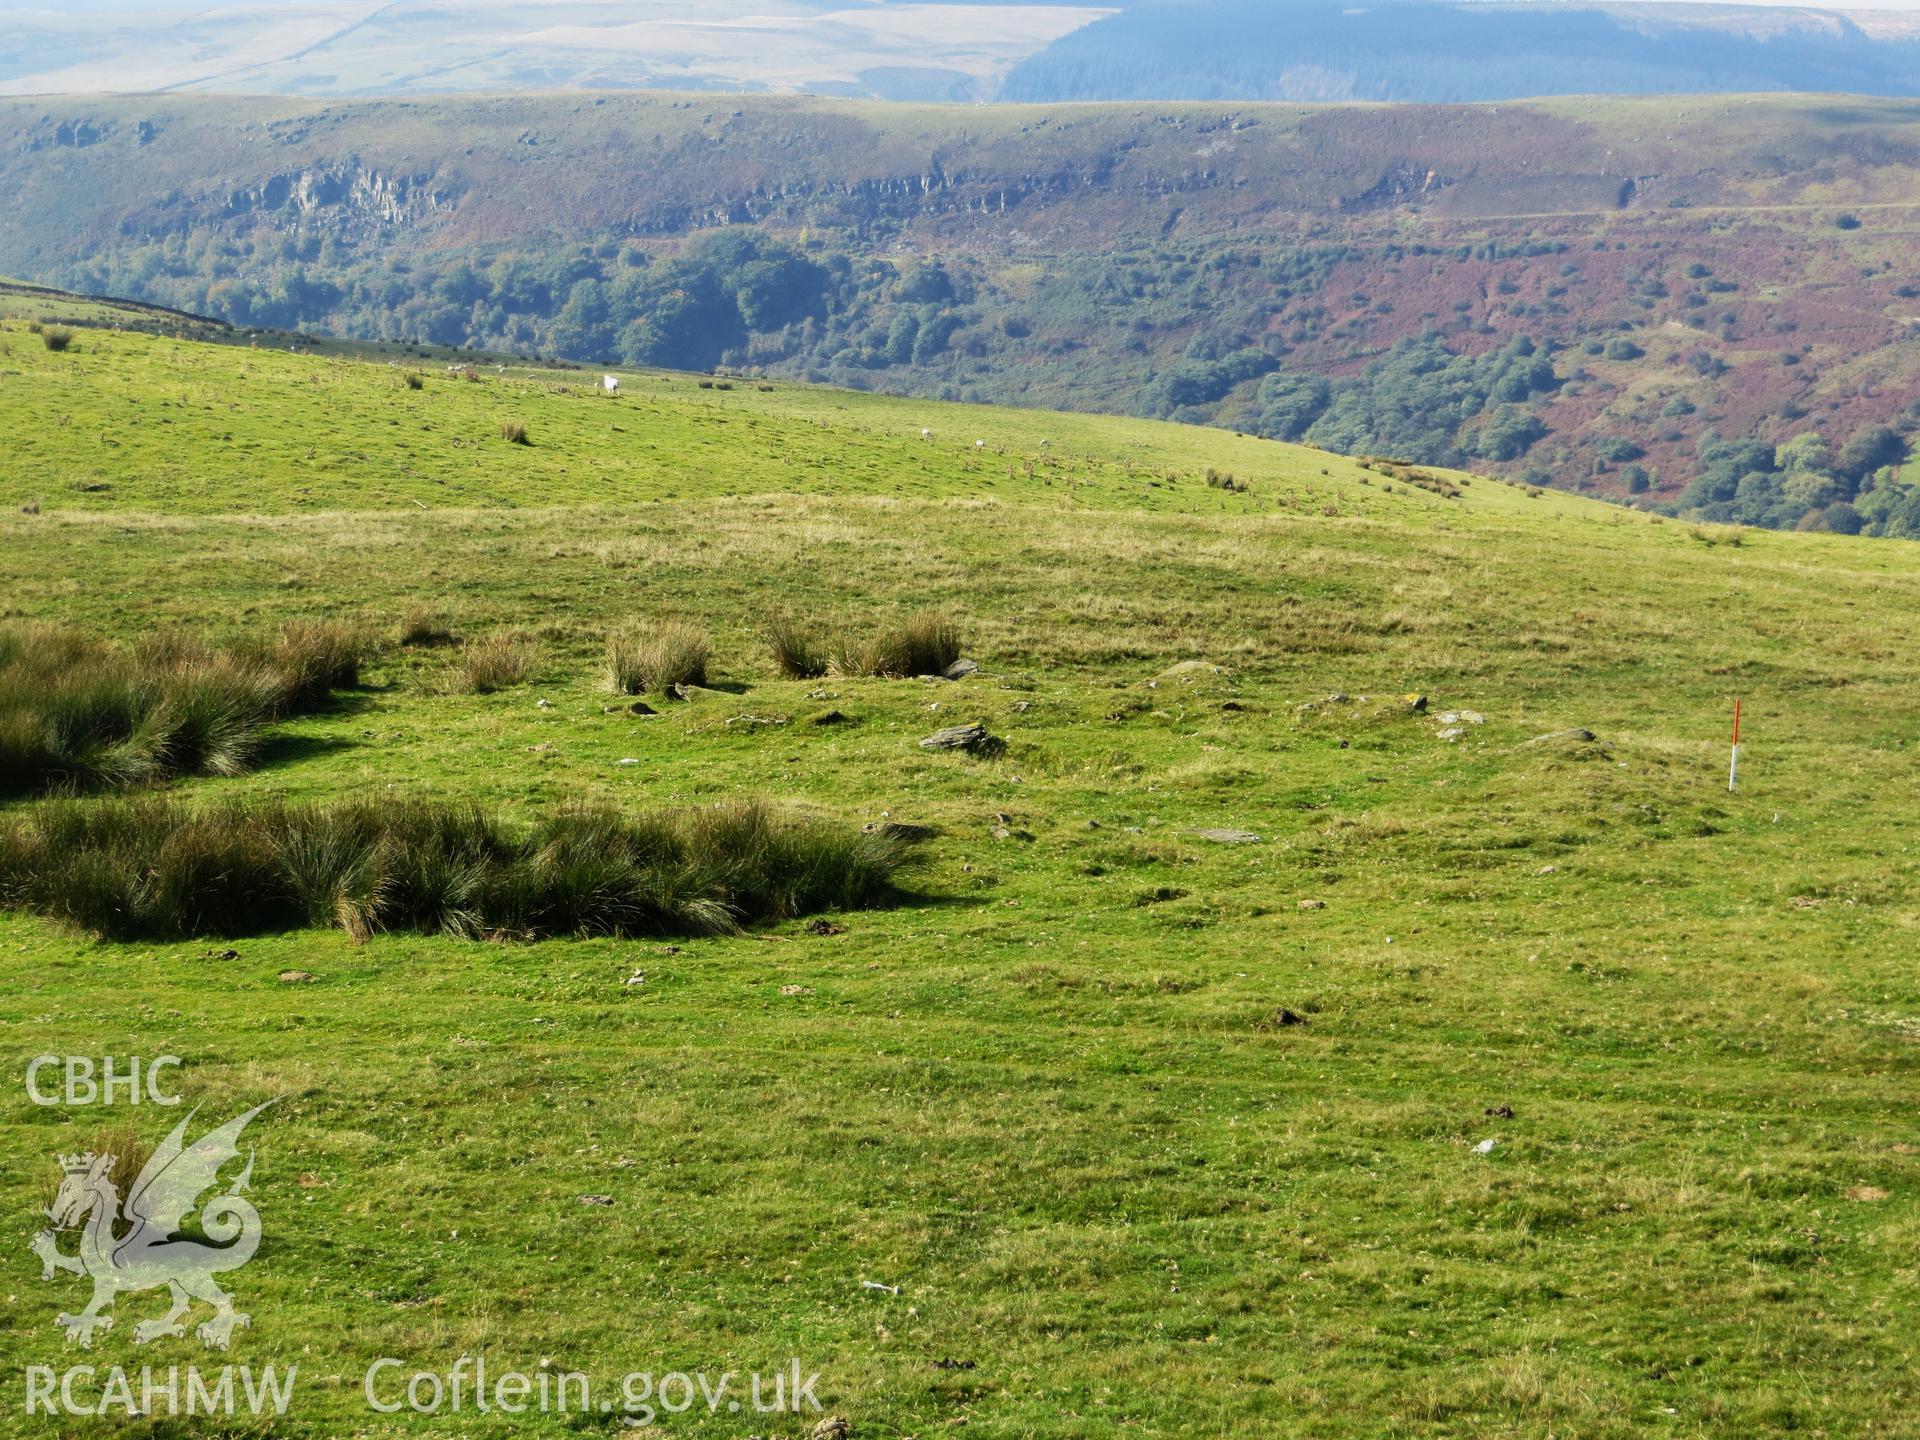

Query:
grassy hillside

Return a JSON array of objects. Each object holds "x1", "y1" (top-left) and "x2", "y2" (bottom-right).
[
  {"x1": 5, "y1": 91, "x2": 1920, "y2": 527},
  {"x1": 3, "y1": 307, "x2": 1919, "y2": 1435}
]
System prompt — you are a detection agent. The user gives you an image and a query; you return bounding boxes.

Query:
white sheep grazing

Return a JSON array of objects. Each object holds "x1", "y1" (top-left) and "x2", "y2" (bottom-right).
[
  {"x1": 602, "y1": 374, "x2": 620, "y2": 395},
  {"x1": 921, "y1": 427, "x2": 932, "y2": 440}
]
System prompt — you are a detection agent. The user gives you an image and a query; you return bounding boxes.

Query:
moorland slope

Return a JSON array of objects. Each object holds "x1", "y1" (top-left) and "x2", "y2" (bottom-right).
[{"x1": 1, "y1": 301, "x2": 1918, "y2": 1435}]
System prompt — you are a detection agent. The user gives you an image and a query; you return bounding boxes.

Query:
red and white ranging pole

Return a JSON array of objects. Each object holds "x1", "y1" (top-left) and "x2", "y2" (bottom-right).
[{"x1": 1728, "y1": 698, "x2": 1741, "y2": 792}]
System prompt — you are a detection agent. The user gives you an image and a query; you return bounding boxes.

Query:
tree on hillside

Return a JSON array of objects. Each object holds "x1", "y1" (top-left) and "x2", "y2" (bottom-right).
[{"x1": 1839, "y1": 425, "x2": 1906, "y2": 483}]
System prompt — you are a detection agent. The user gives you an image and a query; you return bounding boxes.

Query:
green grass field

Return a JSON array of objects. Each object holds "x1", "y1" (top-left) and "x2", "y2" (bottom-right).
[{"x1": 2, "y1": 312, "x2": 1919, "y2": 1437}]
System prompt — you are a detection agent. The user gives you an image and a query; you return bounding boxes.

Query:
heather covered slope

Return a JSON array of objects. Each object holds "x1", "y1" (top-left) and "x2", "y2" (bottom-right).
[
  {"x1": 4, "y1": 92, "x2": 1920, "y2": 525},
  {"x1": 3, "y1": 309, "x2": 1920, "y2": 1435}
]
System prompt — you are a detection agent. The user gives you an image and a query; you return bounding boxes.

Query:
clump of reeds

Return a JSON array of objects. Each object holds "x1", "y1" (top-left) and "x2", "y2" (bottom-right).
[
  {"x1": 458, "y1": 632, "x2": 536, "y2": 694},
  {"x1": 0, "y1": 621, "x2": 372, "y2": 798},
  {"x1": 830, "y1": 611, "x2": 962, "y2": 679},
  {"x1": 606, "y1": 621, "x2": 711, "y2": 695},
  {"x1": 0, "y1": 796, "x2": 918, "y2": 943}
]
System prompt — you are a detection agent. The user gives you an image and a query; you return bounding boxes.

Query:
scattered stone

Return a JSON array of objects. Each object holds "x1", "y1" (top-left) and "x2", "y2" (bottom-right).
[
  {"x1": 805, "y1": 919, "x2": 846, "y2": 936},
  {"x1": 207, "y1": 948, "x2": 240, "y2": 961},
  {"x1": 1537, "y1": 864, "x2": 1558, "y2": 875},
  {"x1": 1527, "y1": 728, "x2": 1598, "y2": 745},
  {"x1": 725, "y1": 713, "x2": 788, "y2": 728},
  {"x1": 1274, "y1": 1007, "x2": 1308, "y2": 1027},
  {"x1": 1297, "y1": 899, "x2": 1326, "y2": 911},
  {"x1": 576, "y1": 1194, "x2": 615, "y2": 1207},
  {"x1": 1191, "y1": 827, "x2": 1261, "y2": 844},
  {"x1": 617, "y1": 757, "x2": 640, "y2": 766},
  {"x1": 1472, "y1": 1139, "x2": 1498, "y2": 1155},
  {"x1": 1010, "y1": 699, "x2": 1031, "y2": 713},
  {"x1": 811, "y1": 709, "x2": 853, "y2": 726},
  {"x1": 1290, "y1": 695, "x2": 1351, "y2": 718},
  {"x1": 780, "y1": 984, "x2": 814, "y2": 997},
  {"x1": 536, "y1": 698, "x2": 553, "y2": 709},
  {"x1": 810, "y1": 1415, "x2": 852, "y2": 1440},
  {"x1": 276, "y1": 970, "x2": 316, "y2": 984},
  {"x1": 919, "y1": 722, "x2": 1005, "y2": 756},
  {"x1": 623, "y1": 969, "x2": 646, "y2": 986},
  {"x1": 667, "y1": 682, "x2": 706, "y2": 702},
  {"x1": 1485, "y1": 1104, "x2": 1515, "y2": 1119},
  {"x1": 943, "y1": 658, "x2": 980, "y2": 680},
  {"x1": 1437, "y1": 726, "x2": 1465, "y2": 741}
]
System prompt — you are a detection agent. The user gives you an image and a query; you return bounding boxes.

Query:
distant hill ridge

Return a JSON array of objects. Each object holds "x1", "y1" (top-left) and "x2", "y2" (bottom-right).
[
  {"x1": 13, "y1": 0, "x2": 1920, "y2": 102},
  {"x1": 1003, "y1": 0, "x2": 1920, "y2": 104}
]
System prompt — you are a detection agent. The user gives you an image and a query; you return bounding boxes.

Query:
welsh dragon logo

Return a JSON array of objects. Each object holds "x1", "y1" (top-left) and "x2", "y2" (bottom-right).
[{"x1": 31, "y1": 1101, "x2": 276, "y2": 1350}]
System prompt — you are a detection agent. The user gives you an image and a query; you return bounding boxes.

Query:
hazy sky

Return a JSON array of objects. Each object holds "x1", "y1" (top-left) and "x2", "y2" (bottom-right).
[{"x1": 13, "y1": 0, "x2": 1920, "y2": 13}]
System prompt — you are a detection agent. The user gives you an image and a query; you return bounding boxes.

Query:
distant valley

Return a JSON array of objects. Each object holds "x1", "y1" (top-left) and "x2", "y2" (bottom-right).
[{"x1": 5, "y1": 90, "x2": 1919, "y2": 531}]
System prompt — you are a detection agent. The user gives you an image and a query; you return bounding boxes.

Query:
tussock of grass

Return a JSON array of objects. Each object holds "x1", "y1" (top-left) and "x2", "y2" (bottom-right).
[
  {"x1": 0, "y1": 621, "x2": 371, "y2": 797},
  {"x1": 766, "y1": 616, "x2": 829, "y2": 679},
  {"x1": 397, "y1": 603, "x2": 457, "y2": 648},
  {"x1": 499, "y1": 420, "x2": 530, "y2": 445},
  {"x1": 832, "y1": 611, "x2": 963, "y2": 678},
  {"x1": 32, "y1": 1123, "x2": 150, "y2": 1211},
  {"x1": 607, "y1": 621, "x2": 711, "y2": 695},
  {"x1": 0, "y1": 796, "x2": 916, "y2": 942},
  {"x1": 270, "y1": 619, "x2": 372, "y2": 710},
  {"x1": 40, "y1": 326, "x2": 73, "y2": 352},
  {"x1": 459, "y1": 631, "x2": 535, "y2": 693}
]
